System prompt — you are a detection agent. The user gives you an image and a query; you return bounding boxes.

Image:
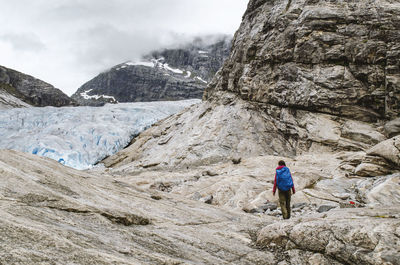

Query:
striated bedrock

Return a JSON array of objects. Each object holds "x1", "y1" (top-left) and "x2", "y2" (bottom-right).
[
  {"x1": 256, "y1": 207, "x2": 400, "y2": 265},
  {"x1": 0, "y1": 89, "x2": 31, "y2": 109},
  {"x1": 1, "y1": 150, "x2": 399, "y2": 264},
  {"x1": 0, "y1": 149, "x2": 279, "y2": 264},
  {"x1": 0, "y1": 65, "x2": 75, "y2": 107},
  {"x1": 102, "y1": 92, "x2": 386, "y2": 170},
  {"x1": 205, "y1": 0, "x2": 400, "y2": 122}
]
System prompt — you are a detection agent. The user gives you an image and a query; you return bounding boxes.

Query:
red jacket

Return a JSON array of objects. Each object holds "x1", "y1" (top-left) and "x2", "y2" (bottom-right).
[{"x1": 273, "y1": 165, "x2": 295, "y2": 194}]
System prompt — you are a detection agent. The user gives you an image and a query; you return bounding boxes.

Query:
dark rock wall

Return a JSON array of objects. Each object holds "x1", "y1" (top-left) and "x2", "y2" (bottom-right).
[
  {"x1": 0, "y1": 66, "x2": 75, "y2": 107},
  {"x1": 75, "y1": 66, "x2": 204, "y2": 104}
]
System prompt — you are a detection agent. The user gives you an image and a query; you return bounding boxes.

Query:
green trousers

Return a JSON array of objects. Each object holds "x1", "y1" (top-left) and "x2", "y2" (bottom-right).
[{"x1": 278, "y1": 189, "x2": 292, "y2": 219}]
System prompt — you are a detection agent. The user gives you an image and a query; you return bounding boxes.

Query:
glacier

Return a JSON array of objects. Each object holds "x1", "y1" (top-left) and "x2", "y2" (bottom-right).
[{"x1": 0, "y1": 99, "x2": 200, "y2": 170}]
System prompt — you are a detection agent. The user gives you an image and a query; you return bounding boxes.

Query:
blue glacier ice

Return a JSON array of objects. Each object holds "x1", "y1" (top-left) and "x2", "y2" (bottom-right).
[{"x1": 0, "y1": 100, "x2": 200, "y2": 169}]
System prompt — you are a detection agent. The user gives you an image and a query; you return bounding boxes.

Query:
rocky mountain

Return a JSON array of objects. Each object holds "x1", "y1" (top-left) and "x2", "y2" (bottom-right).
[
  {"x1": 0, "y1": 65, "x2": 75, "y2": 108},
  {"x1": 71, "y1": 35, "x2": 231, "y2": 106}
]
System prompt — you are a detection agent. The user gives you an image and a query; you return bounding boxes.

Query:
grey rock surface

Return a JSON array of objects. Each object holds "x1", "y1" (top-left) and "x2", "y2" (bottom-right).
[
  {"x1": 0, "y1": 65, "x2": 75, "y2": 107},
  {"x1": 316, "y1": 204, "x2": 337, "y2": 213},
  {"x1": 72, "y1": 36, "x2": 231, "y2": 106},
  {"x1": 385, "y1": 118, "x2": 400, "y2": 138},
  {"x1": 205, "y1": 0, "x2": 400, "y2": 121},
  {"x1": 257, "y1": 207, "x2": 400, "y2": 265},
  {"x1": 0, "y1": 89, "x2": 30, "y2": 109},
  {"x1": 0, "y1": 150, "x2": 276, "y2": 264}
]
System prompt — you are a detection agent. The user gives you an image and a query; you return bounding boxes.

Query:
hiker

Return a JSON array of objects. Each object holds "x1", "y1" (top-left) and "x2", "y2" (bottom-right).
[{"x1": 273, "y1": 160, "x2": 295, "y2": 219}]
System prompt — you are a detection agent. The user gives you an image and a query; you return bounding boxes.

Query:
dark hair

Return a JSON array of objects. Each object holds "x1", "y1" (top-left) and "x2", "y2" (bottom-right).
[{"x1": 278, "y1": 160, "x2": 286, "y2": 166}]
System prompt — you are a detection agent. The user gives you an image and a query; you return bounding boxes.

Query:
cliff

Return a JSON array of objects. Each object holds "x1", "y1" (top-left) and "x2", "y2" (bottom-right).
[
  {"x1": 0, "y1": 65, "x2": 76, "y2": 107},
  {"x1": 205, "y1": 0, "x2": 400, "y2": 121}
]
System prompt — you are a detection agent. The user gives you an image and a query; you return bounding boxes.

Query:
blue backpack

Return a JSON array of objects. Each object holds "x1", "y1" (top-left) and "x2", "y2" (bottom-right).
[{"x1": 276, "y1": 167, "x2": 294, "y2": 191}]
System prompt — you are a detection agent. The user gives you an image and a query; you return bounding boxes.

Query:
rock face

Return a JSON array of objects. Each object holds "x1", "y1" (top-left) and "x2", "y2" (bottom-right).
[
  {"x1": 0, "y1": 65, "x2": 75, "y2": 107},
  {"x1": 205, "y1": 0, "x2": 400, "y2": 122},
  {"x1": 71, "y1": 36, "x2": 231, "y2": 106},
  {"x1": 0, "y1": 89, "x2": 30, "y2": 109}
]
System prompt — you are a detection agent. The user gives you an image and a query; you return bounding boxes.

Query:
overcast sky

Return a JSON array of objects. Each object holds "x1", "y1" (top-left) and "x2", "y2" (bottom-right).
[{"x1": 0, "y1": 0, "x2": 248, "y2": 96}]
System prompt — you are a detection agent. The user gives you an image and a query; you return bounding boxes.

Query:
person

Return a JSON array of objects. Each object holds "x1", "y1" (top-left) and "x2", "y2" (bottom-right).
[{"x1": 273, "y1": 160, "x2": 295, "y2": 219}]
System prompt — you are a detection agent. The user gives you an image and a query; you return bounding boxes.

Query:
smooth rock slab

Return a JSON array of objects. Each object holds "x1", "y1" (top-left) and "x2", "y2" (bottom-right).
[
  {"x1": 257, "y1": 208, "x2": 400, "y2": 265},
  {"x1": 0, "y1": 150, "x2": 276, "y2": 265}
]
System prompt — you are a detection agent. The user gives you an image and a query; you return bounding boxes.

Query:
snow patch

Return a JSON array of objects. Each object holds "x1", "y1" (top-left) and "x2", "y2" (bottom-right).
[
  {"x1": 162, "y1": 63, "x2": 184, "y2": 74},
  {"x1": 125, "y1": 61, "x2": 155, "y2": 68},
  {"x1": 198, "y1": 50, "x2": 208, "y2": 54},
  {"x1": 80, "y1": 89, "x2": 118, "y2": 102},
  {"x1": 195, "y1": 77, "x2": 208, "y2": 84},
  {"x1": 185, "y1": 71, "x2": 191, "y2": 78}
]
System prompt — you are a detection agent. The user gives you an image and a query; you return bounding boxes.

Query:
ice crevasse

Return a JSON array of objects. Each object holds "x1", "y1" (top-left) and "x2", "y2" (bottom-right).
[{"x1": 0, "y1": 100, "x2": 200, "y2": 170}]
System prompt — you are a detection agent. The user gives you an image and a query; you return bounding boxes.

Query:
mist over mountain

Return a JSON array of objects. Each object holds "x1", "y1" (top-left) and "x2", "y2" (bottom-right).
[{"x1": 72, "y1": 35, "x2": 231, "y2": 106}]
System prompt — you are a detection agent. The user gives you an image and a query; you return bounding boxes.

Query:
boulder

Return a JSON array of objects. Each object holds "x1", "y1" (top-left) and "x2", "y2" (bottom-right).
[
  {"x1": 317, "y1": 205, "x2": 337, "y2": 213},
  {"x1": 258, "y1": 202, "x2": 278, "y2": 212},
  {"x1": 385, "y1": 118, "x2": 400, "y2": 138},
  {"x1": 257, "y1": 208, "x2": 400, "y2": 265},
  {"x1": 367, "y1": 136, "x2": 400, "y2": 167}
]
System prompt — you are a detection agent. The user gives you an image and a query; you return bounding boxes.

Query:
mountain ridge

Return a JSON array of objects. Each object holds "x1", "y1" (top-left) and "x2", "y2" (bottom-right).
[
  {"x1": 71, "y1": 35, "x2": 231, "y2": 106},
  {"x1": 0, "y1": 65, "x2": 76, "y2": 108}
]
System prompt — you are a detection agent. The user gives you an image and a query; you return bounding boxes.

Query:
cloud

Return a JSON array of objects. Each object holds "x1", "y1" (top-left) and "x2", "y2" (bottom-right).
[
  {"x1": 0, "y1": 33, "x2": 46, "y2": 52},
  {"x1": 0, "y1": 0, "x2": 248, "y2": 95}
]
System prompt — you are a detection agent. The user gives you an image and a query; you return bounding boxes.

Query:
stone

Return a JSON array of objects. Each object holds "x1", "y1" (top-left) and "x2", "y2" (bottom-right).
[
  {"x1": 356, "y1": 173, "x2": 400, "y2": 206},
  {"x1": 191, "y1": 192, "x2": 202, "y2": 201},
  {"x1": 202, "y1": 170, "x2": 219, "y2": 177},
  {"x1": 258, "y1": 202, "x2": 278, "y2": 211},
  {"x1": 385, "y1": 118, "x2": 400, "y2": 138},
  {"x1": 354, "y1": 136, "x2": 400, "y2": 177},
  {"x1": 257, "y1": 208, "x2": 400, "y2": 265},
  {"x1": 293, "y1": 203, "x2": 307, "y2": 209},
  {"x1": 367, "y1": 136, "x2": 400, "y2": 167},
  {"x1": 340, "y1": 120, "x2": 386, "y2": 145},
  {"x1": 0, "y1": 89, "x2": 30, "y2": 109},
  {"x1": 200, "y1": 195, "x2": 213, "y2": 204},
  {"x1": 232, "y1": 157, "x2": 242, "y2": 165},
  {"x1": 317, "y1": 205, "x2": 337, "y2": 213},
  {"x1": 331, "y1": 193, "x2": 351, "y2": 200},
  {"x1": 354, "y1": 158, "x2": 394, "y2": 177}
]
